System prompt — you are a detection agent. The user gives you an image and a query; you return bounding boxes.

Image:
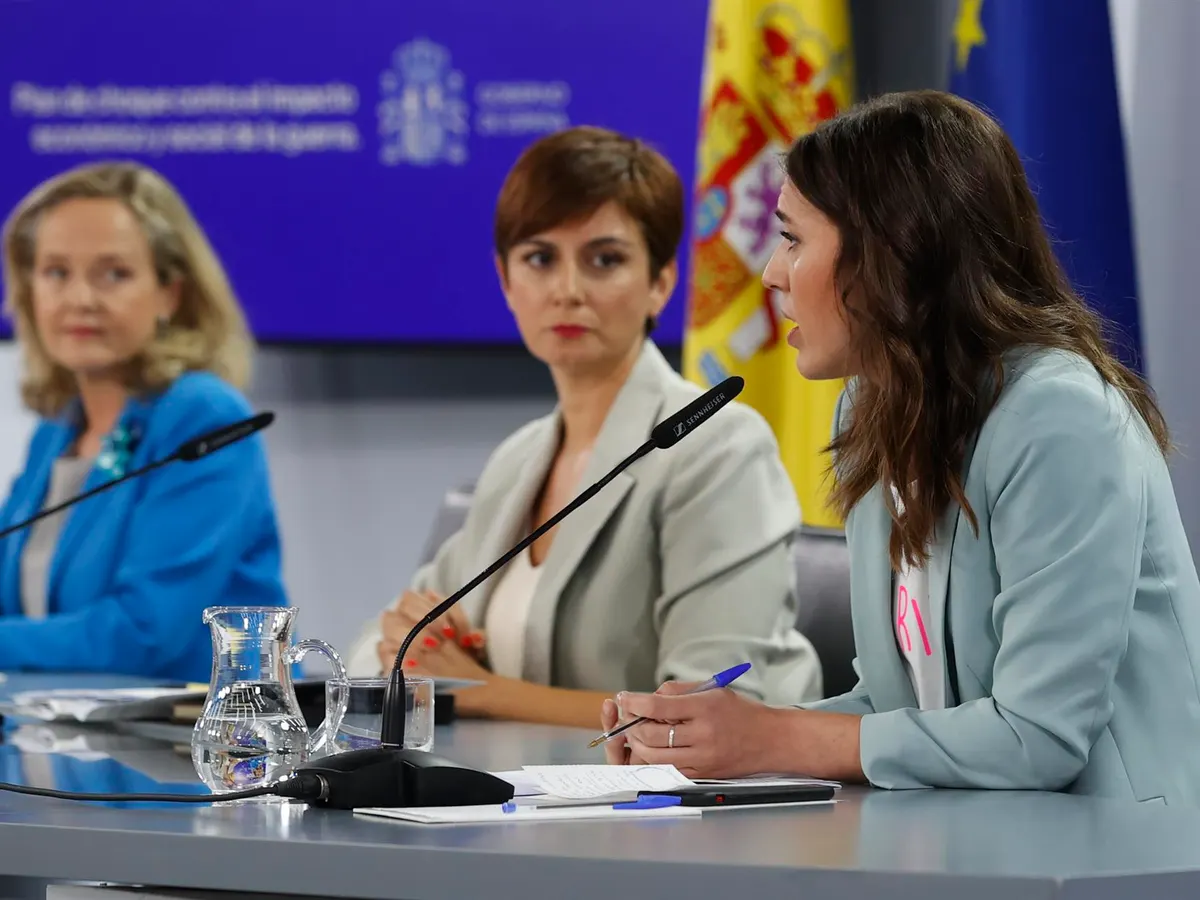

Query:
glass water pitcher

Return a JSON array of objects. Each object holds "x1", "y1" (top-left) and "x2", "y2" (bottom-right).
[{"x1": 191, "y1": 606, "x2": 348, "y2": 797}]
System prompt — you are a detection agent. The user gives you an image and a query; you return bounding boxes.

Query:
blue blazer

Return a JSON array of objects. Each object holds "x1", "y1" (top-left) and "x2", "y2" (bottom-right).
[
  {"x1": 0, "y1": 372, "x2": 288, "y2": 682},
  {"x1": 807, "y1": 349, "x2": 1200, "y2": 806}
]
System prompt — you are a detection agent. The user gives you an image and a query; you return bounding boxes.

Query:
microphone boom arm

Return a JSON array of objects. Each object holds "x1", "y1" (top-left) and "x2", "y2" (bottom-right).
[
  {"x1": 0, "y1": 457, "x2": 174, "y2": 542},
  {"x1": 379, "y1": 439, "x2": 655, "y2": 745},
  {"x1": 0, "y1": 411, "x2": 275, "y2": 544},
  {"x1": 298, "y1": 377, "x2": 743, "y2": 808}
]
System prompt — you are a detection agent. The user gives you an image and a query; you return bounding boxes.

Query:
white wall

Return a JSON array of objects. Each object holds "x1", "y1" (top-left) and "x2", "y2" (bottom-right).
[
  {"x1": 251, "y1": 351, "x2": 552, "y2": 655},
  {"x1": 0, "y1": 349, "x2": 35, "y2": 490}
]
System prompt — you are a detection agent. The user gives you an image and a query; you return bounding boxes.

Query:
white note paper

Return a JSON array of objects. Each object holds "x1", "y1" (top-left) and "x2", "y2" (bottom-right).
[
  {"x1": 519, "y1": 764, "x2": 694, "y2": 800},
  {"x1": 0, "y1": 686, "x2": 205, "y2": 722},
  {"x1": 490, "y1": 770, "x2": 544, "y2": 797},
  {"x1": 355, "y1": 803, "x2": 702, "y2": 825}
]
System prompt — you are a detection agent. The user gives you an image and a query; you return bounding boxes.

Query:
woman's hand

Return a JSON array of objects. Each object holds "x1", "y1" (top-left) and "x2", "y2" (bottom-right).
[
  {"x1": 601, "y1": 681, "x2": 865, "y2": 781},
  {"x1": 375, "y1": 589, "x2": 483, "y2": 673},
  {"x1": 599, "y1": 697, "x2": 648, "y2": 766},
  {"x1": 401, "y1": 625, "x2": 493, "y2": 682},
  {"x1": 601, "y1": 681, "x2": 791, "y2": 779}
]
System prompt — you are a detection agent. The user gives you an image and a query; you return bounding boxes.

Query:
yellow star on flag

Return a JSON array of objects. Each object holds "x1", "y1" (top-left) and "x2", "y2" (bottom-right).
[{"x1": 953, "y1": 0, "x2": 987, "y2": 71}]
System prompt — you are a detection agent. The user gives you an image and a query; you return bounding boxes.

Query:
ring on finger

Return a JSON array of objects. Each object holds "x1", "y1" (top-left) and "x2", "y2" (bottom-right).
[{"x1": 631, "y1": 720, "x2": 682, "y2": 749}]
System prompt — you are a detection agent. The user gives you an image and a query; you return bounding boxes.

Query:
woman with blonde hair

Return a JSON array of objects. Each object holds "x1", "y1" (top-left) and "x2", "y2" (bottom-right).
[{"x1": 0, "y1": 161, "x2": 288, "y2": 681}]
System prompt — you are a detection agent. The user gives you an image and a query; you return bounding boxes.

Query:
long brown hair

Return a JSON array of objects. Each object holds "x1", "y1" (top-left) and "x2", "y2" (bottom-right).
[{"x1": 785, "y1": 90, "x2": 1168, "y2": 569}]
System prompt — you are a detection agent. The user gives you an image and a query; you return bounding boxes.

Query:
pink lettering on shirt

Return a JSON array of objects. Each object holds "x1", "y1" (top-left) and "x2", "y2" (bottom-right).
[
  {"x1": 896, "y1": 585, "x2": 912, "y2": 652},
  {"x1": 895, "y1": 583, "x2": 933, "y2": 657}
]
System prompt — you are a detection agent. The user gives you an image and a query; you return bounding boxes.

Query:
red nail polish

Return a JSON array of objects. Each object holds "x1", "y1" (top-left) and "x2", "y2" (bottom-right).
[
  {"x1": 471, "y1": 633, "x2": 486, "y2": 648},
  {"x1": 442, "y1": 626, "x2": 457, "y2": 639},
  {"x1": 405, "y1": 659, "x2": 418, "y2": 668},
  {"x1": 423, "y1": 636, "x2": 438, "y2": 649}
]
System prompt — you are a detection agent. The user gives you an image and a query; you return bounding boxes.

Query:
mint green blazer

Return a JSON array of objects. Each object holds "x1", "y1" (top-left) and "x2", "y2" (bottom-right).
[{"x1": 807, "y1": 349, "x2": 1200, "y2": 806}]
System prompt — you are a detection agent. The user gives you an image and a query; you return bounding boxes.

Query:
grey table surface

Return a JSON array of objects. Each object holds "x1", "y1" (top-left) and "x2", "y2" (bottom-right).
[{"x1": 1, "y1": 674, "x2": 1200, "y2": 900}]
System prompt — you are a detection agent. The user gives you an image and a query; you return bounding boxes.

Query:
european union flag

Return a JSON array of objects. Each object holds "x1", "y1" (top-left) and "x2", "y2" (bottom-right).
[{"x1": 949, "y1": 0, "x2": 1142, "y2": 373}]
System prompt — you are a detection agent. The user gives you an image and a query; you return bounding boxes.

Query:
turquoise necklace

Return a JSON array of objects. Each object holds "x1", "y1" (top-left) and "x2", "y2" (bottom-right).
[{"x1": 94, "y1": 422, "x2": 142, "y2": 480}]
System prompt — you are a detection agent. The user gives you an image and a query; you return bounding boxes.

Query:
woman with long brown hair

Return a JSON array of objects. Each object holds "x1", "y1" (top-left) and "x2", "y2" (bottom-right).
[{"x1": 600, "y1": 90, "x2": 1200, "y2": 805}]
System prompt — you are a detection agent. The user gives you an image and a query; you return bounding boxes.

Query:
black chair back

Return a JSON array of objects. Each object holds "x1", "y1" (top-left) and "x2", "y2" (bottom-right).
[{"x1": 792, "y1": 526, "x2": 857, "y2": 699}]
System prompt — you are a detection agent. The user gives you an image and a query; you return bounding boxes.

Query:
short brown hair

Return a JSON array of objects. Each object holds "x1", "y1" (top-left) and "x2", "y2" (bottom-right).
[
  {"x1": 787, "y1": 90, "x2": 1168, "y2": 570},
  {"x1": 493, "y1": 126, "x2": 684, "y2": 279},
  {"x1": 2, "y1": 161, "x2": 255, "y2": 417}
]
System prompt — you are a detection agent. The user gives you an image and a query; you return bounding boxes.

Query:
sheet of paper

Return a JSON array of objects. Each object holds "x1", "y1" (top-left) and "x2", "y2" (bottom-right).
[
  {"x1": 355, "y1": 803, "x2": 701, "y2": 825},
  {"x1": 490, "y1": 769, "x2": 544, "y2": 797},
  {"x1": 488, "y1": 766, "x2": 840, "y2": 800},
  {"x1": 13, "y1": 687, "x2": 197, "y2": 702},
  {"x1": 0, "y1": 687, "x2": 205, "y2": 722},
  {"x1": 519, "y1": 764, "x2": 694, "y2": 800}
]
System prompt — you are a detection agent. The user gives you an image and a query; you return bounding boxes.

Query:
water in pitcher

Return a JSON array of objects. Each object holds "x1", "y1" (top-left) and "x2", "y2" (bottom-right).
[
  {"x1": 192, "y1": 606, "x2": 349, "y2": 797},
  {"x1": 191, "y1": 681, "x2": 309, "y2": 793}
]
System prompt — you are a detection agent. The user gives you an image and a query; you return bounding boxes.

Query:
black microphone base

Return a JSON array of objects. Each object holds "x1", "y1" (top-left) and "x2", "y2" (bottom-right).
[{"x1": 293, "y1": 747, "x2": 515, "y2": 810}]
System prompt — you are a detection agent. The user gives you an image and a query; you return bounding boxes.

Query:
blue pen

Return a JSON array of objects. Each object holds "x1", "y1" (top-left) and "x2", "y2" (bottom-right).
[
  {"x1": 587, "y1": 662, "x2": 752, "y2": 748},
  {"x1": 500, "y1": 796, "x2": 682, "y2": 814},
  {"x1": 612, "y1": 794, "x2": 682, "y2": 810}
]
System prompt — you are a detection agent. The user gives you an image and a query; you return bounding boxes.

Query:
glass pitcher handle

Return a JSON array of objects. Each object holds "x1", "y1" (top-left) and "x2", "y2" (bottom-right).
[{"x1": 285, "y1": 638, "x2": 349, "y2": 760}]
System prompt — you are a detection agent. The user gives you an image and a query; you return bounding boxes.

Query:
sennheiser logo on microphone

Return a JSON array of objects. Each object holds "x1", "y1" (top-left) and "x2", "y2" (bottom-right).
[
  {"x1": 681, "y1": 391, "x2": 725, "y2": 431},
  {"x1": 649, "y1": 382, "x2": 738, "y2": 450}
]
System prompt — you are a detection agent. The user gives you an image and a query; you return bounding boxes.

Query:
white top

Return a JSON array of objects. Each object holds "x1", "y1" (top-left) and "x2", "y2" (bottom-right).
[
  {"x1": 888, "y1": 484, "x2": 945, "y2": 710},
  {"x1": 893, "y1": 558, "x2": 945, "y2": 710},
  {"x1": 482, "y1": 546, "x2": 544, "y2": 679}
]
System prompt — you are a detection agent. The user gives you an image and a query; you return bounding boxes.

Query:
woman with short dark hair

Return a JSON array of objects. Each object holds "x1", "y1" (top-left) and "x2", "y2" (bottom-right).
[{"x1": 347, "y1": 125, "x2": 821, "y2": 727}]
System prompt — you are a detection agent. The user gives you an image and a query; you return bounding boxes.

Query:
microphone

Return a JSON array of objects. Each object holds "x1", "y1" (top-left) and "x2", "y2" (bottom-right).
[
  {"x1": 0, "y1": 411, "x2": 275, "y2": 542},
  {"x1": 174, "y1": 411, "x2": 274, "y2": 461},
  {"x1": 293, "y1": 376, "x2": 746, "y2": 810},
  {"x1": 651, "y1": 375, "x2": 745, "y2": 449}
]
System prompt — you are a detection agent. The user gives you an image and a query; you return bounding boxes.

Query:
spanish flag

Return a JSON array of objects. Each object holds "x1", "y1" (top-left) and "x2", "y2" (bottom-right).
[{"x1": 682, "y1": 0, "x2": 855, "y2": 528}]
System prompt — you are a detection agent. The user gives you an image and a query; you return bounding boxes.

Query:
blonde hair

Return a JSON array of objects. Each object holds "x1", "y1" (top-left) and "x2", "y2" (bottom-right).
[{"x1": 1, "y1": 161, "x2": 255, "y2": 416}]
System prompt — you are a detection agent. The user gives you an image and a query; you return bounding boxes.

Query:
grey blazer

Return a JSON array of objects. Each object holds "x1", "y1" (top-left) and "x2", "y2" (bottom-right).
[
  {"x1": 807, "y1": 349, "x2": 1200, "y2": 806},
  {"x1": 348, "y1": 342, "x2": 822, "y2": 703}
]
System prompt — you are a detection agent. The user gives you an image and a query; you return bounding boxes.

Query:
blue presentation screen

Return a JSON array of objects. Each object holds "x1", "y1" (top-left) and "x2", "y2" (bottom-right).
[{"x1": 0, "y1": 0, "x2": 708, "y2": 343}]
